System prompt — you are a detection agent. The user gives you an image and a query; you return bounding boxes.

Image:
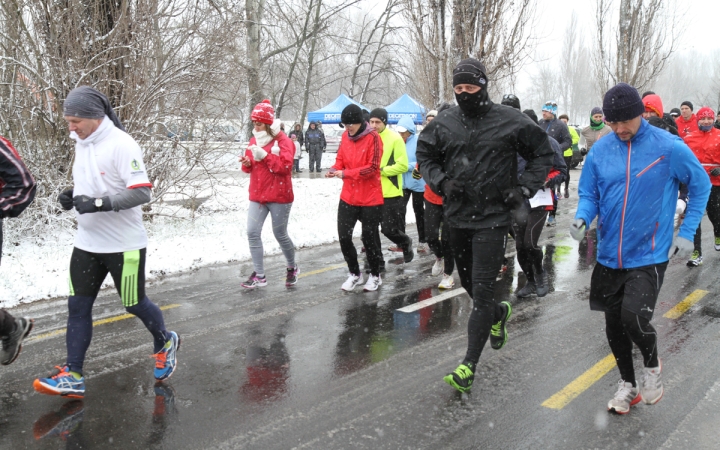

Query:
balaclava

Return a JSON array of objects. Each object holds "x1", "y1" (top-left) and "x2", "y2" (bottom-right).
[{"x1": 452, "y1": 58, "x2": 490, "y2": 116}]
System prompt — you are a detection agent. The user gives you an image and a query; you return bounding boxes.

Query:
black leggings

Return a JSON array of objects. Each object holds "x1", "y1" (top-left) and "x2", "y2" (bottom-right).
[
  {"x1": 450, "y1": 226, "x2": 508, "y2": 367},
  {"x1": 563, "y1": 156, "x2": 572, "y2": 189},
  {"x1": 379, "y1": 196, "x2": 412, "y2": 250},
  {"x1": 402, "y1": 190, "x2": 426, "y2": 243},
  {"x1": 424, "y1": 200, "x2": 454, "y2": 274},
  {"x1": 512, "y1": 209, "x2": 549, "y2": 282},
  {"x1": 0, "y1": 309, "x2": 16, "y2": 338},
  {"x1": 337, "y1": 200, "x2": 383, "y2": 276},
  {"x1": 692, "y1": 185, "x2": 720, "y2": 254},
  {"x1": 605, "y1": 309, "x2": 658, "y2": 387}
]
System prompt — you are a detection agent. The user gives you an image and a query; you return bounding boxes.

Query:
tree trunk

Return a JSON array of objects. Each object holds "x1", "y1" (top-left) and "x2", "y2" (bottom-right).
[
  {"x1": 299, "y1": 0, "x2": 322, "y2": 128},
  {"x1": 246, "y1": 0, "x2": 265, "y2": 130}
]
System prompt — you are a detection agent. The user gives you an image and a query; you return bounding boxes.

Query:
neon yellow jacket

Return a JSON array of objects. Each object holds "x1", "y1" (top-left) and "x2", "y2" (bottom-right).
[
  {"x1": 565, "y1": 126, "x2": 579, "y2": 157},
  {"x1": 378, "y1": 127, "x2": 408, "y2": 198}
]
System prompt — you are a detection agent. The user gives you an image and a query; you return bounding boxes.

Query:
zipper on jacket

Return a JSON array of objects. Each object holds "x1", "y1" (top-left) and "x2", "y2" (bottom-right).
[
  {"x1": 636, "y1": 156, "x2": 665, "y2": 178},
  {"x1": 618, "y1": 141, "x2": 632, "y2": 268},
  {"x1": 651, "y1": 221, "x2": 659, "y2": 251}
]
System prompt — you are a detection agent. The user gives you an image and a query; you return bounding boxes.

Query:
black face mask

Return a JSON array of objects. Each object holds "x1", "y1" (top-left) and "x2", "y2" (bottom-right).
[{"x1": 455, "y1": 89, "x2": 490, "y2": 116}]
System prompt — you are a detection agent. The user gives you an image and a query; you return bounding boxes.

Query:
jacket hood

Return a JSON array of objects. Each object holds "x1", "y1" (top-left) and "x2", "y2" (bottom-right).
[{"x1": 396, "y1": 116, "x2": 416, "y2": 135}]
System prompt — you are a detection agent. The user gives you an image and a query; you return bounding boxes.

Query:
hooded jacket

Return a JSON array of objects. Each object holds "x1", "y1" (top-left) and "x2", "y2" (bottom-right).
[
  {"x1": 331, "y1": 124, "x2": 384, "y2": 207},
  {"x1": 676, "y1": 114, "x2": 699, "y2": 138},
  {"x1": 564, "y1": 126, "x2": 580, "y2": 157},
  {"x1": 538, "y1": 116, "x2": 572, "y2": 152},
  {"x1": 242, "y1": 126, "x2": 295, "y2": 204},
  {"x1": 378, "y1": 126, "x2": 408, "y2": 198},
  {"x1": 517, "y1": 136, "x2": 567, "y2": 210},
  {"x1": 576, "y1": 119, "x2": 710, "y2": 269},
  {"x1": 683, "y1": 126, "x2": 720, "y2": 186},
  {"x1": 417, "y1": 100, "x2": 554, "y2": 230},
  {"x1": 305, "y1": 123, "x2": 326, "y2": 151},
  {"x1": 290, "y1": 123, "x2": 304, "y2": 147},
  {"x1": 398, "y1": 116, "x2": 425, "y2": 193}
]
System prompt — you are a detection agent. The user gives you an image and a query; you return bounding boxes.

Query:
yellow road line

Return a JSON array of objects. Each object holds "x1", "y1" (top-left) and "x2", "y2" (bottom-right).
[
  {"x1": 663, "y1": 289, "x2": 708, "y2": 319},
  {"x1": 543, "y1": 289, "x2": 711, "y2": 409},
  {"x1": 298, "y1": 263, "x2": 346, "y2": 279},
  {"x1": 542, "y1": 354, "x2": 617, "y2": 410},
  {"x1": 27, "y1": 304, "x2": 181, "y2": 343}
]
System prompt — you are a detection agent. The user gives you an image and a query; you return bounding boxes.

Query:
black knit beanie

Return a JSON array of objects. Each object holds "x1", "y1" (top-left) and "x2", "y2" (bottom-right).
[
  {"x1": 341, "y1": 104, "x2": 364, "y2": 124},
  {"x1": 523, "y1": 109, "x2": 539, "y2": 125},
  {"x1": 681, "y1": 101, "x2": 693, "y2": 111},
  {"x1": 501, "y1": 94, "x2": 521, "y2": 110},
  {"x1": 369, "y1": 108, "x2": 388, "y2": 124},
  {"x1": 603, "y1": 83, "x2": 644, "y2": 122},
  {"x1": 453, "y1": 58, "x2": 487, "y2": 87}
]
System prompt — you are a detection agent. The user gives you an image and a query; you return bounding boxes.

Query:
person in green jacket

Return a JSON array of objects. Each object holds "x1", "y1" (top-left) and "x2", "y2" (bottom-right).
[
  {"x1": 369, "y1": 108, "x2": 414, "y2": 264},
  {"x1": 559, "y1": 114, "x2": 579, "y2": 198}
]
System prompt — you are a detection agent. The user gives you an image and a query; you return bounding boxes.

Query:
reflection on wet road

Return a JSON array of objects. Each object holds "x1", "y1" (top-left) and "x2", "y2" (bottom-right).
[{"x1": 2, "y1": 188, "x2": 720, "y2": 449}]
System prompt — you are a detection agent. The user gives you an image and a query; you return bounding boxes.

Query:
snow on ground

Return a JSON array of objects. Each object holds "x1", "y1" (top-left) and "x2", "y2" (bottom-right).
[{"x1": 0, "y1": 152, "x2": 418, "y2": 307}]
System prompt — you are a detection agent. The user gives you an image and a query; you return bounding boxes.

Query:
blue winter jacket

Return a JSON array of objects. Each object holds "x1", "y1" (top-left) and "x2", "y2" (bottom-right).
[
  {"x1": 398, "y1": 116, "x2": 425, "y2": 192},
  {"x1": 575, "y1": 119, "x2": 710, "y2": 269}
]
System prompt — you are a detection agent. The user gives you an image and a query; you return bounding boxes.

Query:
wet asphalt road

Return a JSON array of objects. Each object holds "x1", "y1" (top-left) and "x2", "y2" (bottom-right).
[{"x1": 2, "y1": 176, "x2": 720, "y2": 449}]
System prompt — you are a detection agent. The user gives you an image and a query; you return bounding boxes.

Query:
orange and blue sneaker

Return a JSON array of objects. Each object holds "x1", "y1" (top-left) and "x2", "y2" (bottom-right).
[
  {"x1": 154, "y1": 331, "x2": 180, "y2": 381},
  {"x1": 33, "y1": 400, "x2": 85, "y2": 440},
  {"x1": 33, "y1": 365, "x2": 85, "y2": 398}
]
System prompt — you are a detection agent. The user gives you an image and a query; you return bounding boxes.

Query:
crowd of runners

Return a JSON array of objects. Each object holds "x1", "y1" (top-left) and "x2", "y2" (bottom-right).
[{"x1": 1, "y1": 56, "x2": 719, "y2": 417}]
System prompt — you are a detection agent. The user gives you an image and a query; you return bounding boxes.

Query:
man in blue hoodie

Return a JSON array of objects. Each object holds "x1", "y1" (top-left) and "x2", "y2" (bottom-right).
[
  {"x1": 396, "y1": 115, "x2": 428, "y2": 253},
  {"x1": 570, "y1": 83, "x2": 710, "y2": 415}
]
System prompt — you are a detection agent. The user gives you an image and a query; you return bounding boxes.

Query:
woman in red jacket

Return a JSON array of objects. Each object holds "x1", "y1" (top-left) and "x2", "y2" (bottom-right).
[
  {"x1": 326, "y1": 104, "x2": 384, "y2": 292},
  {"x1": 239, "y1": 100, "x2": 298, "y2": 288},
  {"x1": 683, "y1": 107, "x2": 720, "y2": 266}
]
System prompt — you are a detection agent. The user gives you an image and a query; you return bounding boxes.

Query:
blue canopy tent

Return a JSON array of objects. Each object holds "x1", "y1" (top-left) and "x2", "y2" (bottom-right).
[
  {"x1": 385, "y1": 94, "x2": 426, "y2": 124},
  {"x1": 307, "y1": 94, "x2": 369, "y2": 124}
]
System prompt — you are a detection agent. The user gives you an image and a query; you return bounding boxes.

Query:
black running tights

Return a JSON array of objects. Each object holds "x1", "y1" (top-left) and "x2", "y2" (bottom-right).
[
  {"x1": 337, "y1": 200, "x2": 383, "y2": 276},
  {"x1": 604, "y1": 309, "x2": 659, "y2": 387},
  {"x1": 513, "y1": 210, "x2": 548, "y2": 282},
  {"x1": 692, "y1": 185, "x2": 720, "y2": 254},
  {"x1": 450, "y1": 226, "x2": 507, "y2": 368},
  {"x1": 424, "y1": 200, "x2": 454, "y2": 274}
]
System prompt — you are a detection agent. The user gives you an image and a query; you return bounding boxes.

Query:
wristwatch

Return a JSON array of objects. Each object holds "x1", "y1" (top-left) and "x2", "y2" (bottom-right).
[{"x1": 95, "y1": 198, "x2": 104, "y2": 210}]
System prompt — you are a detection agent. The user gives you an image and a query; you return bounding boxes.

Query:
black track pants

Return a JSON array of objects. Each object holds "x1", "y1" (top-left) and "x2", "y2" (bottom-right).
[{"x1": 337, "y1": 200, "x2": 383, "y2": 276}]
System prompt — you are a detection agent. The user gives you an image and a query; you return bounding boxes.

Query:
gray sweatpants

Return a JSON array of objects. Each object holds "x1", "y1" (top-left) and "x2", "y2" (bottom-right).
[{"x1": 246, "y1": 201, "x2": 295, "y2": 275}]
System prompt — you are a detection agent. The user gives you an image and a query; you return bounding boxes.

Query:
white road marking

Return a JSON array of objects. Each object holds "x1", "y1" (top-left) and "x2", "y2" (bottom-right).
[{"x1": 396, "y1": 288, "x2": 467, "y2": 313}]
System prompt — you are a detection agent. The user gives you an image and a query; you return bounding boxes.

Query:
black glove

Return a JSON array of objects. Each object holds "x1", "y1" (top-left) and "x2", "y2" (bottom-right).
[
  {"x1": 58, "y1": 189, "x2": 74, "y2": 211},
  {"x1": 412, "y1": 168, "x2": 422, "y2": 180},
  {"x1": 441, "y1": 179, "x2": 465, "y2": 200},
  {"x1": 710, "y1": 167, "x2": 720, "y2": 177},
  {"x1": 73, "y1": 195, "x2": 112, "y2": 214},
  {"x1": 502, "y1": 187, "x2": 528, "y2": 210},
  {"x1": 580, "y1": 148, "x2": 588, "y2": 156}
]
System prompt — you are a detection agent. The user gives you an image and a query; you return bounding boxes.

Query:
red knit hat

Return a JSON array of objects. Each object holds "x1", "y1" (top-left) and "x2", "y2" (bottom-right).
[
  {"x1": 251, "y1": 99, "x2": 275, "y2": 125},
  {"x1": 697, "y1": 106, "x2": 715, "y2": 120}
]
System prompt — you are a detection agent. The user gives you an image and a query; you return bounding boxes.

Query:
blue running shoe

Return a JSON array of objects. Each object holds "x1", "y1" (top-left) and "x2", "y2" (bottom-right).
[
  {"x1": 154, "y1": 331, "x2": 180, "y2": 381},
  {"x1": 33, "y1": 365, "x2": 85, "y2": 398}
]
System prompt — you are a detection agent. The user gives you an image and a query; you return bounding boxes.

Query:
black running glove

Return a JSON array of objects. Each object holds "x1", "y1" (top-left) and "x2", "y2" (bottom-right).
[
  {"x1": 73, "y1": 195, "x2": 112, "y2": 214},
  {"x1": 441, "y1": 179, "x2": 465, "y2": 200},
  {"x1": 412, "y1": 168, "x2": 422, "y2": 180},
  {"x1": 58, "y1": 189, "x2": 74, "y2": 211},
  {"x1": 710, "y1": 167, "x2": 720, "y2": 177},
  {"x1": 502, "y1": 187, "x2": 529, "y2": 210}
]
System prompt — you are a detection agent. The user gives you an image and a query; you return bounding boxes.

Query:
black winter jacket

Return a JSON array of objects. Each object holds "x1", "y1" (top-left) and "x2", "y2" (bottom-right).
[
  {"x1": 0, "y1": 136, "x2": 36, "y2": 219},
  {"x1": 305, "y1": 124, "x2": 326, "y2": 151},
  {"x1": 538, "y1": 117, "x2": 572, "y2": 152},
  {"x1": 417, "y1": 104, "x2": 554, "y2": 229}
]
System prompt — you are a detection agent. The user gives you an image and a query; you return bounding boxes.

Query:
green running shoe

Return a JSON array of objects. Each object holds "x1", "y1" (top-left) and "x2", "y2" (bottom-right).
[
  {"x1": 443, "y1": 363, "x2": 474, "y2": 393},
  {"x1": 490, "y1": 301, "x2": 512, "y2": 350}
]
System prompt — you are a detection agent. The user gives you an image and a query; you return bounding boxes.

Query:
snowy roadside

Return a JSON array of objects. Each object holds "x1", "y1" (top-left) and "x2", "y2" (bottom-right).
[{"x1": 0, "y1": 152, "x2": 418, "y2": 307}]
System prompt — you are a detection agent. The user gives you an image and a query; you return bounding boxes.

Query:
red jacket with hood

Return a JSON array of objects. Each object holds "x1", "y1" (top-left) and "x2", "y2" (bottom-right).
[
  {"x1": 242, "y1": 131, "x2": 295, "y2": 204},
  {"x1": 331, "y1": 124, "x2": 384, "y2": 206},
  {"x1": 684, "y1": 127, "x2": 720, "y2": 186}
]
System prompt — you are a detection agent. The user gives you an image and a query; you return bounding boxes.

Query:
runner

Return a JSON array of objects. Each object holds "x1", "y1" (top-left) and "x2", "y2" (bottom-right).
[
  {"x1": 239, "y1": 100, "x2": 298, "y2": 288},
  {"x1": 33, "y1": 86, "x2": 180, "y2": 398},
  {"x1": 570, "y1": 83, "x2": 710, "y2": 414},
  {"x1": 538, "y1": 101, "x2": 571, "y2": 226},
  {"x1": 683, "y1": 107, "x2": 720, "y2": 267},
  {"x1": 397, "y1": 115, "x2": 428, "y2": 254},
  {"x1": 580, "y1": 107, "x2": 612, "y2": 156},
  {"x1": 369, "y1": 108, "x2": 414, "y2": 263},
  {"x1": 514, "y1": 108, "x2": 567, "y2": 298},
  {"x1": 417, "y1": 58, "x2": 553, "y2": 393},
  {"x1": 327, "y1": 104, "x2": 385, "y2": 292},
  {"x1": 0, "y1": 135, "x2": 36, "y2": 365}
]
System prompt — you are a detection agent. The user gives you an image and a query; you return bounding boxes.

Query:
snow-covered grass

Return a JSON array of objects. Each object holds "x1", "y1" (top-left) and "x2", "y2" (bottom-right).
[{"x1": 0, "y1": 152, "x2": 417, "y2": 307}]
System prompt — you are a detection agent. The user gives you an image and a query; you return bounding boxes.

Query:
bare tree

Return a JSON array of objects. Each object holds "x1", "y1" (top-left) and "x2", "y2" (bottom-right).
[{"x1": 594, "y1": 0, "x2": 682, "y2": 92}]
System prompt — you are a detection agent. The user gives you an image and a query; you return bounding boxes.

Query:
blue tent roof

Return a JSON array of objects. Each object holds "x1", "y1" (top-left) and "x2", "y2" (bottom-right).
[
  {"x1": 307, "y1": 94, "x2": 369, "y2": 123},
  {"x1": 385, "y1": 94, "x2": 426, "y2": 124}
]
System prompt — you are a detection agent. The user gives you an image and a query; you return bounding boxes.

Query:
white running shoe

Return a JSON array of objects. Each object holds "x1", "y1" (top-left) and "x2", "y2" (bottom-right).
[
  {"x1": 439, "y1": 274, "x2": 455, "y2": 289},
  {"x1": 363, "y1": 274, "x2": 382, "y2": 291},
  {"x1": 431, "y1": 258, "x2": 444, "y2": 276},
  {"x1": 341, "y1": 273, "x2": 363, "y2": 291},
  {"x1": 607, "y1": 380, "x2": 641, "y2": 414},
  {"x1": 417, "y1": 243, "x2": 429, "y2": 253},
  {"x1": 640, "y1": 360, "x2": 663, "y2": 405}
]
